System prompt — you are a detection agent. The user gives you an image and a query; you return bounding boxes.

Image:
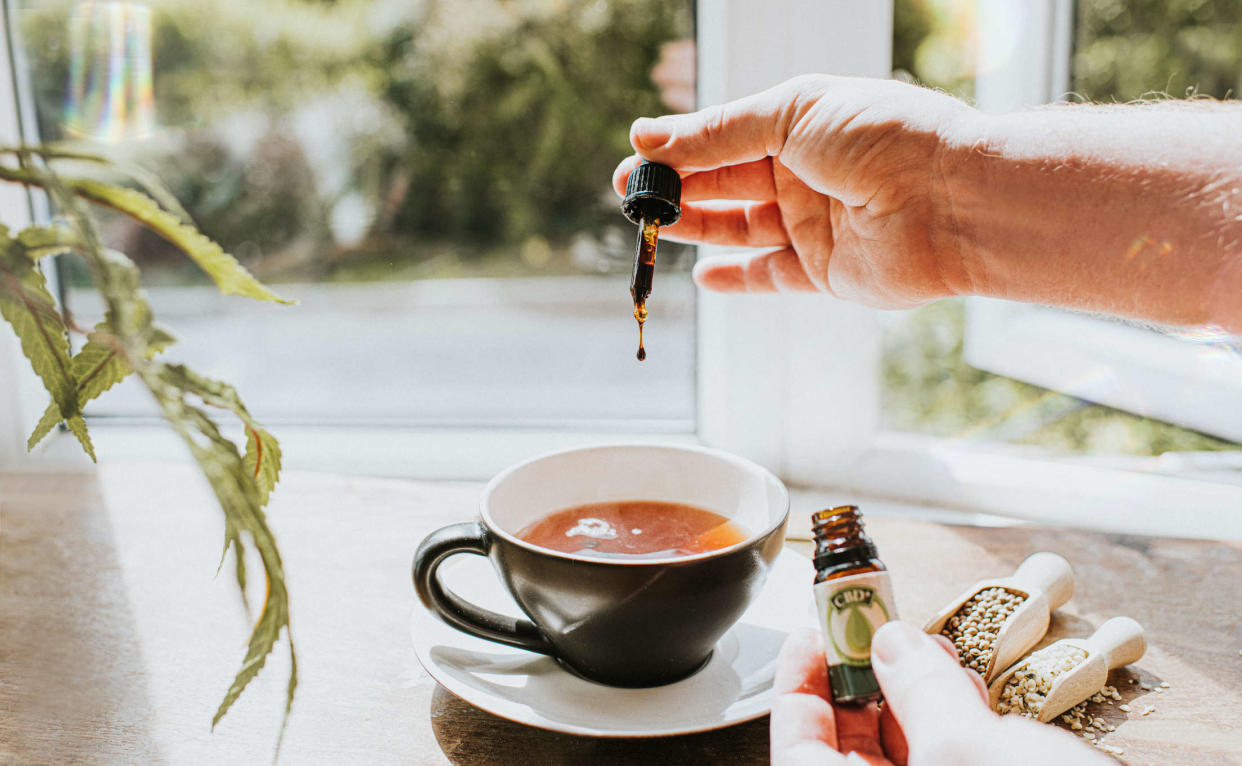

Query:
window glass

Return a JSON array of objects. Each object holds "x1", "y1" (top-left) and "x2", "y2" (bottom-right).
[
  {"x1": 17, "y1": 0, "x2": 696, "y2": 428},
  {"x1": 885, "y1": 0, "x2": 1241, "y2": 456}
]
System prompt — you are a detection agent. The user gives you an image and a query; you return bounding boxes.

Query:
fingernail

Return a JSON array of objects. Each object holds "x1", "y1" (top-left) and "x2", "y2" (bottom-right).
[
  {"x1": 632, "y1": 117, "x2": 673, "y2": 150},
  {"x1": 871, "y1": 621, "x2": 927, "y2": 665}
]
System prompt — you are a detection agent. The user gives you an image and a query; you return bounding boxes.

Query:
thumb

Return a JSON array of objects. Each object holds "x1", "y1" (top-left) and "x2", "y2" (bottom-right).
[
  {"x1": 630, "y1": 76, "x2": 818, "y2": 172},
  {"x1": 870, "y1": 621, "x2": 995, "y2": 755}
]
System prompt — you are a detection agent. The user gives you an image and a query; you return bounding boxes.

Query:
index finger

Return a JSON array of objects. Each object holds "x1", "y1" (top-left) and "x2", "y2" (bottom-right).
[{"x1": 629, "y1": 77, "x2": 812, "y2": 172}]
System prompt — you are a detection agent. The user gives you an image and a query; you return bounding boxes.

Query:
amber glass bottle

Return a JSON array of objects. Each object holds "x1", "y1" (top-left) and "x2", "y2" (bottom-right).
[{"x1": 812, "y1": 505, "x2": 897, "y2": 705}]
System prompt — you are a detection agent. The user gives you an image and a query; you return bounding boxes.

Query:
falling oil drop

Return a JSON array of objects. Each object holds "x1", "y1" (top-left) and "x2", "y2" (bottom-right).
[
  {"x1": 630, "y1": 219, "x2": 658, "y2": 363},
  {"x1": 634, "y1": 302, "x2": 648, "y2": 361}
]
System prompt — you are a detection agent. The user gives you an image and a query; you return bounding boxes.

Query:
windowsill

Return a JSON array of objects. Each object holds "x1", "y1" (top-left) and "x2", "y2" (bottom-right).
[
  {"x1": 12, "y1": 425, "x2": 1241, "y2": 541},
  {"x1": 61, "y1": 276, "x2": 697, "y2": 426}
]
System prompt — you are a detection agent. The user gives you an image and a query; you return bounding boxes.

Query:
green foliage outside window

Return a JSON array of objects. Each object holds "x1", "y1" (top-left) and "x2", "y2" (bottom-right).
[
  {"x1": 886, "y1": 0, "x2": 1240, "y2": 456},
  {"x1": 21, "y1": 0, "x2": 692, "y2": 284},
  {"x1": 1073, "y1": 0, "x2": 1242, "y2": 101}
]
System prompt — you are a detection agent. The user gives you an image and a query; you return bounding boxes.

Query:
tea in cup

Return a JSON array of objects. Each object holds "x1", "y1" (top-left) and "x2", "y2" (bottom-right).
[{"x1": 412, "y1": 443, "x2": 789, "y2": 687}]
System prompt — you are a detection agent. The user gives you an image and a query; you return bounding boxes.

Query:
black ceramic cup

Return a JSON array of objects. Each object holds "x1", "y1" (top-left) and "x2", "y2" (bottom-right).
[{"x1": 412, "y1": 444, "x2": 789, "y2": 687}]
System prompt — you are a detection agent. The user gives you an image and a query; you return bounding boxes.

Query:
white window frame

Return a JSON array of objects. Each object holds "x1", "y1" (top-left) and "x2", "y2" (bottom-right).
[
  {"x1": 3, "y1": 0, "x2": 1241, "y2": 540},
  {"x1": 0, "y1": 0, "x2": 56, "y2": 469},
  {"x1": 1, "y1": 0, "x2": 892, "y2": 482},
  {"x1": 966, "y1": 0, "x2": 1242, "y2": 443}
]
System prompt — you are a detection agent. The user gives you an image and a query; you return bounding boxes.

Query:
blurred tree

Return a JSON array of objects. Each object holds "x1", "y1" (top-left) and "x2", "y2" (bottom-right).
[
  {"x1": 19, "y1": 0, "x2": 692, "y2": 280},
  {"x1": 1073, "y1": 0, "x2": 1242, "y2": 101},
  {"x1": 892, "y1": 0, "x2": 974, "y2": 100},
  {"x1": 372, "y1": 0, "x2": 690, "y2": 248},
  {"x1": 884, "y1": 0, "x2": 1240, "y2": 456}
]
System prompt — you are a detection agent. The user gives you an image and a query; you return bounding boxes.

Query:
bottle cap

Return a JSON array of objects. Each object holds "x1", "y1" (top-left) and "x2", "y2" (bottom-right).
[{"x1": 622, "y1": 160, "x2": 681, "y2": 226}]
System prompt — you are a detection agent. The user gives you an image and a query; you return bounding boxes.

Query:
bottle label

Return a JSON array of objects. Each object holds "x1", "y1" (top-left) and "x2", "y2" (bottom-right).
[
  {"x1": 815, "y1": 571, "x2": 896, "y2": 703},
  {"x1": 815, "y1": 572, "x2": 896, "y2": 667}
]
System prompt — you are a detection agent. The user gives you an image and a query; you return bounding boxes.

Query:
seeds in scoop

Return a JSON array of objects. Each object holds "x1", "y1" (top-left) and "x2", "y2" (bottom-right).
[
  {"x1": 994, "y1": 643, "x2": 1088, "y2": 718},
  {"x1": 941, "y1": 587, "x2": 1027, "y2": 675}
]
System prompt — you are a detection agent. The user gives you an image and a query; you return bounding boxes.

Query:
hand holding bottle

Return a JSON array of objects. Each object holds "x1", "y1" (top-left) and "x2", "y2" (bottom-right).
[{"x1": 770, "y1": 623, "x2": 1113, "y2": 765}]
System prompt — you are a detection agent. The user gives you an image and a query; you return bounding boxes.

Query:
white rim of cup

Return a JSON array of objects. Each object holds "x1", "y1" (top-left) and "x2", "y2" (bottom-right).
[{"x1": 479, "y1": 442, "x2": 791, "y2": 566}]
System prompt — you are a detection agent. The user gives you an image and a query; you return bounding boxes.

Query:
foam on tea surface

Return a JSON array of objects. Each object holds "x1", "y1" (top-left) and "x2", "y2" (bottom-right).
[{"x1": 516, "y1": 501, "x2": 748, "y2": 559}]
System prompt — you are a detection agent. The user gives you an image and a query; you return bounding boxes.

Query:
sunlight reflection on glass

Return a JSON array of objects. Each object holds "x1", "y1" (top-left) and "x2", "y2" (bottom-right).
[
  {"x1": 974, "y1": 0, "x2": 1027, "y2": 77},
  {"x1": 65, "y1": 1, "x2": 153, "y2": 142},
  {"x1": 946, "y1": 366, "x2": 1113, "y2": 443},
  {"x1": 1167, "y1": 325, "x2": 1235, "y2": 345}
]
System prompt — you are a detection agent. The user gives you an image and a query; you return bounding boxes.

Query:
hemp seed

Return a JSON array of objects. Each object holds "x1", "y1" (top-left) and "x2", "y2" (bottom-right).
[
  {"x1": 993, "y1": 643, "x2": 1088, "y2": 718},
  {"x1": 941, "y1": 587, "x2": 1027, "y2": 675}
]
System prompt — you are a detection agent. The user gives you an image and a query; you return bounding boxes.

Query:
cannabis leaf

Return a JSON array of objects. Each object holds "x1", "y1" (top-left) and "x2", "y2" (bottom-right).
[
  {"x1": 150, "y1": 367, "x2": 293, "y2": 717},
  {"x1": 0, "y1": 224, "x2": 91, "y2": 456},
  {"x1": 18, "y1": 224, "x2": 85, "y2": 259},
  {"x1": 245, "y1": 425, "x2": 283, "y2": 509},
  {"x1": 0, "y1": 148, "x2": 295, "y2": 751},
  {"x1": 28, "y1": 323, "x2": 177, "y2": 451},
  {"x1": 0, "y1": 164, "x2": 294, "y2": 305},
  {"x1": 74, "y1": 179, "x2": 296, "y2": 306},
  {"x1": 143, "y1": 364, "x2": 294, "y2": 733},
  {"x1": 0, "y1": 145, "x2": 195, "y2": 224}
]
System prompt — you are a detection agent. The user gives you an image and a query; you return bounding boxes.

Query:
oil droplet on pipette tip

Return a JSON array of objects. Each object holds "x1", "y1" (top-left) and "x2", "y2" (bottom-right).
[{"x1": 634, "y1": 303, "x2": 647, "y2": 361}]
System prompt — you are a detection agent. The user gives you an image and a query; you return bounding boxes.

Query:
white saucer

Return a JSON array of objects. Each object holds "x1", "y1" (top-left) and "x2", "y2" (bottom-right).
[{"x1": 410, "y1": 547, "x2": 816, "y2": 737}]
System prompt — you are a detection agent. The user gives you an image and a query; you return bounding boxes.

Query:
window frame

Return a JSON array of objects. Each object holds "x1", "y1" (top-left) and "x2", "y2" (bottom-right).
[
  {"x1": 2, "y1": 0, "x2": 894, "y2": 481},
  {"x1": 965, "y1": 0, "x2": 1242, "y2": 443},
  {"x1": 3, "y1": 0, "x2": 1241, "y2": 541},
  {"x1": 0, "y1": 0, "x2": 55, "y2": 468}
]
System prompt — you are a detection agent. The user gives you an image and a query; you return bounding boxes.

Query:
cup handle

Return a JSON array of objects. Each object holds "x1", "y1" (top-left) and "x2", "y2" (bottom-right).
[{"x1": 412, "y1": 521, "x2": 553, "y2": 654}]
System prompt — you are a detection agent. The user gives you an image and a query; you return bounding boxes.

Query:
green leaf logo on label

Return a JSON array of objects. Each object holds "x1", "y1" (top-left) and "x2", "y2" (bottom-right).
[
  {"x1": 844, "y1": 605, "x2": 874, "y2": 655},
  {"x1": 825, "y1": 584, "x2": 890, "y2": 667}
]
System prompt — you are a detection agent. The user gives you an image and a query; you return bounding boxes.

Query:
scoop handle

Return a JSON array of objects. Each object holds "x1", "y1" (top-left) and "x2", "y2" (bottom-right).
[
  {"x1": 1009, "y1": 552, "x2": 1074, "y2": 608},
  {"x1": 1089, "y1": 616, "x2": 1146, "y2": 669}
]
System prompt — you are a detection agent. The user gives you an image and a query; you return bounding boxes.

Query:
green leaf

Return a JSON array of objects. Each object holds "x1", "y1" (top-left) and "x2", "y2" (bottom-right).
[
  {"x1": 72, "y1": 179, "x2": 294, "y2": 305},
  {"x1": 0, "y1": 164, "x2": 292, "y2": 305},
  {"x1": 161, "y1": 363, "x2": 284, "y2": 508},
  {"x1": 27, "y1": 404, "x2": 62, "y2": 451},
  {"x1": 2, "y1": 152, "x2": 294, "y2": 747},
  {"x1": 217, "y1": 520, "x2": 251, "y2": 616},
  {"x1": 244, "y1": 426, "x2": 283, "y2": 509},
  {"x1": 95, "y1": 248, "x2": 157, "y2": 340},
  {"x1": 18, "y1": 224, "x2": 84, "y2": 259},
  {"x1": 845, "y1": 606, "x2": 874, "y2": 655},
  {"x1": 276, "y1": 638, "x2": 298, "y2": 760},
  {"x1": 27, "y1": 323, "x2": 177, "y2": 451},
  {"x1": 0, "y1": 144, "x2": 195, "y2": 224},
  {"x1": 139, "y1": 363, "x2": 292, "y2": 732},
  {"x1": 0, "y1": 226, "x2": 80, "y2": 427},
  {"x1": 64, "y1": 414, "x2": 96, "y2": 461}
]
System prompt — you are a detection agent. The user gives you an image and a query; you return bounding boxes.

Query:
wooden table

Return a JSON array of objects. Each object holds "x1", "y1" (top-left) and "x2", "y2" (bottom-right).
[{"x1": 2, "y1": 465, "x2": 1240, "y2": 765}]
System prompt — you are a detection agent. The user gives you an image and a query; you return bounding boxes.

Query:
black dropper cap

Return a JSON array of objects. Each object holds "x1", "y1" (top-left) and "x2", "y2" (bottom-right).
[{"x1": 622, "y1": 161, "x2": 681, "y2": 226}]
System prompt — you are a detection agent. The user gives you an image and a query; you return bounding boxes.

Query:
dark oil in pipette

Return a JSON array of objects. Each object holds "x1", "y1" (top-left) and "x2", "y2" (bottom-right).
[{"x1": 631, "y1": 218, "x2": 660, "y2": 361}]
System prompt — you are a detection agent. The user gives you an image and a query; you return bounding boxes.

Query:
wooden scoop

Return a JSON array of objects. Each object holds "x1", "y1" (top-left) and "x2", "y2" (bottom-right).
[
  {"x1": 924, "y1": 552, "x2": 1075, "y2": 684},
  {"x1": 988, "y1": 616, "x2": 1147, "y2": 722}
]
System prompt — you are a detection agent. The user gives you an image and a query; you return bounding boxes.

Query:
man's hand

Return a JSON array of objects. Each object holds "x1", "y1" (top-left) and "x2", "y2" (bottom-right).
[
  {"x1": 614, "y1": 74, "x2": 1242, "y2": 331},
  {"x1": 771, "y1": 622, "x2": 1111, "y2": 766},
  {"x1": 613, "y1": 75, "x2": 979, "y2": 309}
]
